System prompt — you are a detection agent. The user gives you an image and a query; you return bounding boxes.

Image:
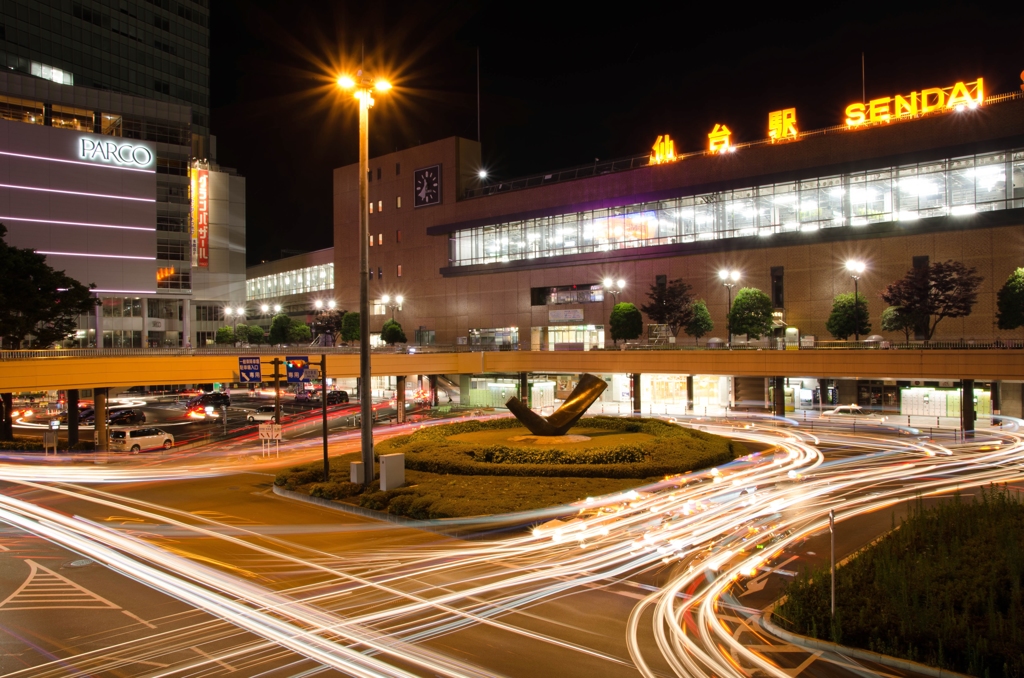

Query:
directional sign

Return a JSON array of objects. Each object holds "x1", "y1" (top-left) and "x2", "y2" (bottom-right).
[
  {"x1": 258, "y1": 423, "x2": 282, "y2": 440},
  {"x1": 302, "y1": 368, "x2": 321, "y2": 381},
  {"x1": 238, "y1": 356, "x2": 262, "y2": 383},
  {"x1": 285, "y1": 356, "x2": 310, "y2": 383}
]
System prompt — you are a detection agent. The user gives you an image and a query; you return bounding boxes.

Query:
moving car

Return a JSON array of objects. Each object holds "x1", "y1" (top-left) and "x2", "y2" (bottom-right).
[
  {"x1": 325, "y1": 390, "x2": 349, "y2": 405},
  {"x1": 186, "y1": 405, "x2": 221, "y2": 423},
  {"x1": 821, "y1": 405, "x2": 887, "y2": 421},
  {"x1": 108, "y1": 408, "x2": 146, "y2": 425},
  {"x1": 294, "y1": 391, "x2": 312, "y2": 403},
  {"x1": 109, "y1": 427, "x2": 174, "y2": 453},
  {"x1": 186, "y1": 392, "x2": 231, "y2": 409},
  {"x1": 247, "y1": 405, "x2": 276, "y2": 423}
]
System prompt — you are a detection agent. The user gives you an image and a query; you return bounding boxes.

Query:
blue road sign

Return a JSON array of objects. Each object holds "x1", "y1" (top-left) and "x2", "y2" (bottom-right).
[
  {"x1": 238, "y1": 356, "x2": 262, "y2": 383},
  {"x1": 286, "y1": 356, "x2": 310, "y2": 383}
]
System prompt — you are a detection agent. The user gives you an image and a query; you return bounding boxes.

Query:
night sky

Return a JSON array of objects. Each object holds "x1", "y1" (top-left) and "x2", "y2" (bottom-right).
[{"x1": 209, "y1": 2, "x2": 1024, "y2": 267}]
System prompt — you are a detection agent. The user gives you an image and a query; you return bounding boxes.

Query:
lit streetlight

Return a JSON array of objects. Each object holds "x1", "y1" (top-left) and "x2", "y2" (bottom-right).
[
  {"x1": 225, "y1": 306, "x2": 246, "y2": 346},
  {"x1": 719, "y1": 269, "x2": 740, "y2": 345},
  {"x1": 260, "y1": 304, "x2": 269, "y2": 313},
  {"x1": 273, "y1": 304, "x2": 282, "y2": 313},
  {"x1": 337, "y1": 69, "x2": 391, "y2": 488},
  {"x1": 846, "y1": 260, "x2": 866, "y2": 343},
  {"x1": 381, "y1": 294, "x2": 404, "y2": 321}
]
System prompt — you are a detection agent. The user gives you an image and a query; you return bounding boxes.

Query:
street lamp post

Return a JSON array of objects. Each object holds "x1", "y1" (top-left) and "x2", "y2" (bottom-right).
[
  {"x1": 602, "y1": 278, "x2": 626, "y2": 348},
  {"x1": 381, "y1": 294, "x2": 403, "y2": 322},
  {"x1": 225, "y1": 306, "x2": 245, "y2": 346},
  {"x1": 719, "y1": 270, "x2": 740, "y2": 345},
  {"x1": 338, "y1": 71, "x2": 391, "y2": 489},
  {"x1": 846, "y1": 260, "x2": 866, "y2": 343}
]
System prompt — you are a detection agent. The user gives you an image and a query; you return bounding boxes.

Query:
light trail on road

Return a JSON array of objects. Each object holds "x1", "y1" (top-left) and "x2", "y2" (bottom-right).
[{"x1": 1, "y1": 416, "x2": 1022, "y2": 676}]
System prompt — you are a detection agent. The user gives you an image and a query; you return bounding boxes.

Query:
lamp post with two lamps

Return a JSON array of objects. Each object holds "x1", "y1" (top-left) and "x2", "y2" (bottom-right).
[
  {"x1": 846, "y1": 260, "x2": 866, "y2": 343},
  {"x1": 603, "y1": 278, "x2": 626, "y2": 348},
  {"x1": 381, "y1": 294, "x2": 403, "y2": 321},
  {"x1": 719, "y1": 269, "x2": 740, "y2": 345},
  {"x1": 337, "y1": 69, "x2": 392, "y2": 489},
  {"x1": 224, "y1": 306, "x2": 246, "y2": 346},
  {"x1": 313, "y1": 299, "x2": 338, "y2": 346}
]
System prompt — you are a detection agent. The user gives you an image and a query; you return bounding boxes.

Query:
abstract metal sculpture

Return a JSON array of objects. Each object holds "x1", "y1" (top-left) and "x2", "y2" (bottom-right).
[{"x1": 505, "y1": 373, "x2": 608, "y2": 436}]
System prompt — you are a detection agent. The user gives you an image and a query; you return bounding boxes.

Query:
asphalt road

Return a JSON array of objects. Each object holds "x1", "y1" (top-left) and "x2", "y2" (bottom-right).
[{"x1": 0, "y1": 415, "x2": 1019, "y2": 677}]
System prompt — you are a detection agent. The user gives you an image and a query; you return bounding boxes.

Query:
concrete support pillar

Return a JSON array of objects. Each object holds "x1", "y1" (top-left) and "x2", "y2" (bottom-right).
[
  {"x1": 94, "y1": 294, "x2": 103, "y2": 350},
  {"x1": 686, "y1": 375, "x2": 694, "y2": 413},
  {"x1": 396, "y1": 375, "x2": 406, "y2": 424},
  {"x1": 67, "y1": 389, "x2": 79, "y2": 447},
  {"x1": 991, "y1": 381, "x2": 1001, "y2": 424},
  {"x1": 429, "y1": 375, "x2": 438, "y2": 406},
  {"x1": 961, "y1": 378, "x2": 976, "y2": 438},
  {"x1": 141, "y1": 297, "x2": 149, "y2": 348},
  {"x1": 519, "y1": 372, "x2": 529, "y2": 408},
  {"x1": 94, "y1": 388, "x2": 108, "y2": 451},
  {"x1": 631, "y1": 373, "x2": 641, "y2": 416},
  {"x1": 773, "y1": 376, "x2": 786, "y2": 417},
  {"x1": 459, "y1": 374, "x2": 471, "y2": 406},
  {"x1": 182, "y1": 297, "x2": 191, "y2": 348}
]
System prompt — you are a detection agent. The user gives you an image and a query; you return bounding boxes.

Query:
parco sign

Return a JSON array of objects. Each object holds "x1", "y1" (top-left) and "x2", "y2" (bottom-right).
[{"x1": 78, "y1": 137, "x2": 154, "y2": 168}]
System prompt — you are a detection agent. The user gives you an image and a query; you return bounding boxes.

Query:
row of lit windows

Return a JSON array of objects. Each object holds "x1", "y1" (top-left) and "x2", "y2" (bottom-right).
[
  {"x1": 450, "y1": 149, "x2": 1024, "y2": 267},
  {"x1": 369, "y1": 231, "x2": 402, "y2": 246},
  {"x1": 246, "y1": 263, "x2": 334, "y2": 301}
]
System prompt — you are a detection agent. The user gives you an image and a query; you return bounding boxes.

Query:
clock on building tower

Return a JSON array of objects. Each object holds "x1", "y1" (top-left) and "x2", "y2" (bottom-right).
[{"x1": 414, "y1": 164, "x2": 442, "y2": 207}]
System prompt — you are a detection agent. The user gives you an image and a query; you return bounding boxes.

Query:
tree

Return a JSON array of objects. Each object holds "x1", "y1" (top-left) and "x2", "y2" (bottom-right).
[
  {"x1": 825, "y1": 293, "x2": 871, "y2": 340},
  {"x1": 996, "y1": 268, "x2": 1024, "y2": 332},
  {"x1": 246, "y1": 325, "x2": 266, "y2": 345},
  {"x1": 233, "y1": 323, "x2": 248, "y2": 345},
  {"x1": 880, "y1": 260, "x2": 982, "y2": 340},
  {"x1": 380, "y1": 319, "x2": 407, "y2": 345},
  {"x1": 269, "y1": 313, "x2": 292, "y2": 345},
  {"x1": 881, "y1": 306, "x2": 916, "y2": 342},
  {"x1": 727, "y1": 288, "x2": 773, "y2": 340},
  {"x1": 684, "y1": 299, "x2": 714, "y2": 344},
  {"x1": 0, "y1": 224, "x2": 98, "y2": 349},
  {"x1": 341, "y1": 312, "x2": 360, "y2": 343},
  {"x1": 215, "y1": 326, "x2": 235, "y2": 345},
  {"x1": 609, "y1": 302, "x2": 643, "y2": 344},
  {"x1": 640, "y1": 278, "x2": 694, "y2": 337},
  {"x1": 287, "y1": 321, "x2": 311, "y2": 344}
]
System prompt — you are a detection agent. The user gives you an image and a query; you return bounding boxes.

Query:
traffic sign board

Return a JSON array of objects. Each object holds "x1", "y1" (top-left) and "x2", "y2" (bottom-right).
[
  {"x1": 258, "y1": 423, "x2": 282, "y2": 440},
  {"x1": 238, "y1": 356, "x2": 262, "y2": 383},
  {"x1": 302, "y1": 368, "x2": 321, "y2": 381},
  {"x1": 286, "y1": 356, "x2": 310, "y2": 383}
]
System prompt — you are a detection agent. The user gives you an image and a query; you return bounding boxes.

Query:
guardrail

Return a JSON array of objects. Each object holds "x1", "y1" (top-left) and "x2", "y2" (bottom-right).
[{"x1": 3, "y1": 338, "x2": 1023, "y2": 361}]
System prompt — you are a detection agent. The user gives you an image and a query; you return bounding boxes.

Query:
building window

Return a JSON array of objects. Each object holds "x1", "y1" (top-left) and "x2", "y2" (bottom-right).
[
  {"x1": 372, "y1": 299, "x2": 385, "y2": 315},
  {"x1": 530, "y1": 283, "x2": 604, "y2": 306},
  {"x1": 378, "y1": 200, "x2": 382, "y2": 212},
  {"x1": 368, "y1": 170, "x2": 372, "y2": 182},
  {"x1": 369, "y1": 202, "x2": 374, "y2": 214},
  {"x1": 770, "y1": 266, "x2": 784, "y2": 307},
  {"x1": 396, "y1": 230, "x2": 401, "y2": 243},
  {"x1": 157, "y1": 213, "x2": 188, "y2": 233},
  {"x1": 397, "y1": 264, "x2": 402, "y2": 277},
  {"x1": 196, "y1": 331, "x2": 215, "y2": 347},
  {"x1": 194, "y1": 305, "x2": 219, "y2": 322},
  {"x1": 469, "y1": 327, "x2": 519, "y2": 347},
  {"x1": 157, "y1": 238, "x2": 188, "y2": 261},
  {"x1": 396, "y1": 162, "x2": 401, "y2": 175},
  {"x1": 377, "y1": 167, "x2": 381, "y2": 180},
  {"x1": 396, "y1": 196, "x2": 402, "y2": 208},
  {"x1": 378, "y1": 266, "x2": 383, "y2": 279},
  {"x1": 378, "y1": 233, "x2": 383, "y2": 245},
  {"x1": 156, "y1": 267, "x2": 190, "y2": 290},
  {"x1": 369, "y1": 234, "x2": 374, "y2": 247}
]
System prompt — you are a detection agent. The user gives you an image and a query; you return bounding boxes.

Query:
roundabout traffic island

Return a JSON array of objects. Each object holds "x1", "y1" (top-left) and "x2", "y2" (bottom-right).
[{"x1": 274, "y1": 416, "x2": 747, "y2": 520}]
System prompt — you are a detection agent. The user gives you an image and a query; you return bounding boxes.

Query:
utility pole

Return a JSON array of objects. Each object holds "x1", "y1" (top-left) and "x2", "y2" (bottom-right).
[
  {"x1": 829, "y1": 508, "x2": 836, "y2": 617},
  {"x1": 321, "y1": 353, "x2": 329, "y2": 482},
  {"x1": 272, "y1": 357, "x2": 282, "y2": 424}
]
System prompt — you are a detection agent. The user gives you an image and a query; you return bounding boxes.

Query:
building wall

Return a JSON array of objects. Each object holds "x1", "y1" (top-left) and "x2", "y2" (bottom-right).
[
  {"x1": 191, "y1": 169, "x2": 246, "y2": 303},
  {"x1": 333, "y1": 98, "x2": 1024, "y2": 345}
]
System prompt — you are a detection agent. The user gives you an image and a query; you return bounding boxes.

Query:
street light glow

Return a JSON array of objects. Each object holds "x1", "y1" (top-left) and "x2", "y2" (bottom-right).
[
  {"x1": 374, "y1": 80, "x2": 392, "y2": 92},
  {"x1": 236, "y1": 307, "x2": 245, "y2": 316},
  {"x1": 328, "y1": 300, "x2": 336, "y2": 309},
  {"x1": 478, "y1": 169, "x2": 488, "y2": 179},
  {"x1": 260, "y1": 304, "x2": 269, "y2": 313},
  {"x1": 273, "y1": 304, "x2": 282, "y2": 313},
  {"x1": 603, "y1": 277, "x2": 613, "y2": 288},
  {"x1": 336, "y1": 75, "x2": 355, "y2": 89},
  {"x1": 395, "y1": 295, "x2": 403, "y2": 305},
  {"x1": 617, "y1": 279, "x2": 626, "y2": 290},
  {"x1": 846, "y1": 260, "x2": 866, "y2": 275},
  {"x1": 314, "y1": 300, "x2": 323, "y2": 309},
  {"x1": 719, "y1": 269, "x2": 740, "y2": 282},
  {"x1": 224, "y1": 308, "x2": 232, "y2": 316},
  {"x1": 381, "y1": 294, "x2": 390, "y2": 304}
]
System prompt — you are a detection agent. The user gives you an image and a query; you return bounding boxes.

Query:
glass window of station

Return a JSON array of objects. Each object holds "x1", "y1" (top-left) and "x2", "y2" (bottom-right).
[
  {"x1": 450, "y1": 148, "x2": 1024, "y2": 266},
  {"x1": 247, "y1": 263, "x2": 334, "y2": 301}
]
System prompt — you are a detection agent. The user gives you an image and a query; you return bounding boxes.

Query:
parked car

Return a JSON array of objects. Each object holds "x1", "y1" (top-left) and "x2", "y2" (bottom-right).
[
  {"x1": 247, "y1": 405, "x2": 276, "y2": 423},
  {"x1": 294, "y1": 391, "x2": 312, "y2": 403},
  {"x1": 187, "y1": 392, "x2": 231, "y2": 409},
  {"x1": 58, "y1": 407, "x2": 94, "y2": 424},
  {"x1": 109, "y1": 427, "x2": 174, "y2": 453},
  {"x1": 822, "y1": 405, "x2": 887, "y2": 421},
  {"x1": 108, "y1": 409, "x2": 146, "y2": 426}
]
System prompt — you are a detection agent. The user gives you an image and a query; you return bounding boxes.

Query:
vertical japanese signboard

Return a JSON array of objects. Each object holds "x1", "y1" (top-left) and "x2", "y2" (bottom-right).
[{"x1": 190, "y1": 167, "x2": 209, "y2": 268}]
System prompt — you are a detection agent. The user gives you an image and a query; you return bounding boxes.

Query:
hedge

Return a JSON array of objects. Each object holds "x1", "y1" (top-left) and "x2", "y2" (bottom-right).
[
  {"x1": 374, "y1": 416, "x2": 744, "y2": 479},
  {"x1": 0, "y1": 438, "x2": 95, "y2": 451}
]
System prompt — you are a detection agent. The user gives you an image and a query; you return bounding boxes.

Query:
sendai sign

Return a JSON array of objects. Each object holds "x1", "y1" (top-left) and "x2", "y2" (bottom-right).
[
  {"x1": 844, "y1": 79, "x2": 983, "y2": 128},
  {"x1": 78, "y1": 138, "x2": 154, "y2": 168}
]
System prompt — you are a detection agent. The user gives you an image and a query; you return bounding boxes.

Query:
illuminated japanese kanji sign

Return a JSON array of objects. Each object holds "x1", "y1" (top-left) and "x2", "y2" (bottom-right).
[
  {"x1": 191, "y1": 168, "x2": 209, "y2": 268},
  {"x1": 708, "y1": 124, "x2": 733, "y2": 153},
  {"x1": 649, "y1": 134, "x2": 677, "y2": 164},
  {"x1": 768, "y1": 108, "x2": 798, "y2": 142}
]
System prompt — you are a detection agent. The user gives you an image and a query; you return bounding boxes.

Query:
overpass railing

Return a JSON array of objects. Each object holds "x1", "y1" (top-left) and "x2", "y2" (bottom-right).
[{"x1": 3, "y1": 338, "x2": 1023, "y2": 361}]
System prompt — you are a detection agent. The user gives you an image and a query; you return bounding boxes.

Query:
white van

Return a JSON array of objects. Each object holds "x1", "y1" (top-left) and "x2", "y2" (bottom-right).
[{"x1": 110, "y1": 427, "x2": 174, "y2": 453}]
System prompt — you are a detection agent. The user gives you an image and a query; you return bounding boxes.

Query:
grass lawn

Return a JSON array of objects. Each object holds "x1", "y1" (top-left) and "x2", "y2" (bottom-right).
[{"x1": 448, "y1": 426, "x2": 656, "y2": 449}]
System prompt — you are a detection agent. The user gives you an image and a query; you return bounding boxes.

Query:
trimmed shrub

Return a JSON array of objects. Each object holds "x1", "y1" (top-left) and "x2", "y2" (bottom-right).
[
  {"x1": 308, "y1": 481, "x2": 362, "y2": 500},
  {"x1": 375, "y1": 416, "x2": 744, "y2": 479}
]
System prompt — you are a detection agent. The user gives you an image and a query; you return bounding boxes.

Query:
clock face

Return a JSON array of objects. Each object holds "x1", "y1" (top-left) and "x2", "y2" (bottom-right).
[{"x1": 414, "y1": 164, "x2": 442, "y2": 207}]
